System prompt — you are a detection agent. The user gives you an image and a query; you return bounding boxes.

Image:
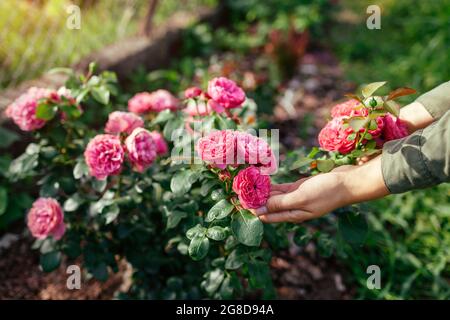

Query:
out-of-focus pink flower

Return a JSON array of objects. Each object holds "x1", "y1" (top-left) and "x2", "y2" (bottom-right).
[
  {"x1": 184, "y1": 87, "x2": 203, "y2": 99},
  {"x1": 330, "y1": 99, "x2": 365, "y2": 118},
  {"x1": 383, "y1": 114, "x2": 409, "y2": 141},
  {"x1": 149, "y1": 131, "x2": 168, "y2": 155},
  {"x1": 148, "y1": 89, "x2": 179, "y2": 112},
  {"x1": 207, "y1": 99, "x2": 225, "y2": 113},
  {"x1": 128, "y1": 92, "x2": 153, "y2": 114},
  {"x1": 232, "y1": 166, "x2": 271, "y2": 209},
  {"x1": 318, "y1": 117, "x2": 356, "y2": 154},
  {"x1": 105, "y1": 111, "x2": 144, "y2": 135},
  {"x1": 207, "y1": 77, "x2": 246, "y2": 109},
  {"x1": 236, "y1": 132, "x2": 277, "y2": 175},
  {"x1": 5, "y1": 87, "x2": 55, "y2": 131},
  {"x1": 27, "y1": 198, "x2": 65, "y2": 240},
  {"x1": 84, "y1": 134, "x2": 125, "y2": 180},
  {"x1": 196, "y1": 130, "x2": 237, "y2": 169},
  {"x1": 184, "y1": 100, "x2": 212, "y2": 116},
  {"x1": 125, "y1": 128, "x2": 157, "y2": 172}
]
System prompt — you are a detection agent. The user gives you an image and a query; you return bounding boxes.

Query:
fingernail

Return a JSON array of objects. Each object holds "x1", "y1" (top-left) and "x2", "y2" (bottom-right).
[{"x1": 255, "y1": 206, "x2": 267, "y2": 216}]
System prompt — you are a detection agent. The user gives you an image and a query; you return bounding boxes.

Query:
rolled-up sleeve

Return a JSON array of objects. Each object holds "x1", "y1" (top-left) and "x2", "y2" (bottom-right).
[
  {"x1": 382, "y1": 110, "x2": 450, "y2": 194},
  {"x1": 416, "y1": 81, "x2": 450, "y2": 119}
]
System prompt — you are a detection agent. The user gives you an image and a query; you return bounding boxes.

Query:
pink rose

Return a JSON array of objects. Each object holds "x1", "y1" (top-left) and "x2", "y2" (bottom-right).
[
  {"x1": 330, "y1": 99, "x2": 365, "y2": 118},
  {"x1": 149, "y1": 131, "x2": 168, "y2": 155},
  {"x1": 318, "y1": 117, "x2": 356, "y2": 154},
  {"x1": 5, "y1": 87, "x2": 56, "y2": 131},
  {"x1": 196, "y1": 130, "x2": 237, "y2": 169},
  {"x1": 105, "y1": 111, "x2": 144, "y2": 135},
  {"x1": 27, "y1": 198, "x2": 65, "y2": 240},
  {"x1": 232, "y1": 166, "x2": 271, "y2": 209},
  {"x1": 383, "y1": 114, "x2": 409, "y2": 142},
  {"x1": 84, "y1": 134, "x2": 125, "y2": 180},
  {"x1": 125, "y1": 128, "x2": 157, "y2": 172},
  {"x1": 184, "y1": 86, "x2": 203, "y2": 99},
  {"x1": 148, "y1": 89, "x2": 179, "y2": 112},
  {"x1": 128, "y1": 92, "x2": 153, "y2": 114},
  {"x1": 184, "y1": 100, "x2": 213, "y2": 116},
  {"x1": 207, "y1": 77, "x2": 246, "y2": 109},
  {"x1": 236, "y1": 132, "x2": 277, "y2": 175}
]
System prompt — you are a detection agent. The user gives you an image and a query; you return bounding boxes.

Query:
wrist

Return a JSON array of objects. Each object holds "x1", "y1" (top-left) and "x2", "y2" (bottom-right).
[{"x1": 399, "y1": 101, "x2": 434, "y2": 133}]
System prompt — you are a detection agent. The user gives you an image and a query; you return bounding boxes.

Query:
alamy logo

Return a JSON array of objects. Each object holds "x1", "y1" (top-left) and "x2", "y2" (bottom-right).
[
  {"x1": 66, "y1": 5, "x2": 81, "y2": 30},
  {"x1": 366, "y1": 265, "x2": 381, "y2": 289},
  {"x1": 366, "y1": 5, "x2": 381, "y2": 30},
  {"x1": 66, "y1": 265, "x2": 81, "y2": 290}
]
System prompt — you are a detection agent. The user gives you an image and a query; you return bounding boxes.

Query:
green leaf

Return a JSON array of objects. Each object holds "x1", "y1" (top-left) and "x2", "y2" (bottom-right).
[
  {"x1": 91, "y1": 86, "x2": 110, "y2": 105},
  {"x1": 200, "y1": 180, "x2": 219, "y2": 197},
  {"x1": 211, "y1": 189, "x2": 227, "y2": 201},
  {"x1": 40, "y1": 251, "x2": 61, "y2": 272},
  {"x1": 231, "y1": 210, "x2": 264, "y2": 247},
  {"x1": 225, "y1": 248, "x2": 245, "y2": 270},
  {"x1": 35, "y1": 102, "x2": 56, "y2": 121},
  {"x1": 104, "y1": 204, "x2": 120, "y2": 224},
  {"x1": 348, "y1": 117, "x2": 368, "y2": 132},
  {"x1": 91, "y1": 262, "x2": 109, "y2": 282},
  {"x1": 63, "y1": 194, "x2": 84, "y2": 212},
  {"x1": 248, "y1": 260, "x2": 272, "y2": 289},
  {"x1": 338, "y1": 211, "x2": 369, "y2": 245},
  {"x1": 317, "y1": 234, "x2": 334, "y2": 257},
  {"x1": 361, "y1": 81, "x2": 386, "y2": 98},
  {"x1": 92, "y1": 179, "x2": 107, "y2": 193},
  {"x1": 166, "y1": 209, "x2": 187, "y2": 229},
  {"x1": 206, "y1": 226, "x2": 228, "y2": 241},
  {"x1": 290, "y1": 157, "x2": 314, "y2": 170},
  {"x1": 170, "y1": 170, "x2": 194, "y2": 196},
  {"x1": 293, "y1": 226, "x2": 312, "y2": 246},
  {"x1": 73, "y1": 159, "x2": 89, "y2": 179},
  {"x1": 206, "y1": 199, "x2": 234, "y2": 222},
  {"x1": 0, "y1": 127, "x2": 20, "y2": 149},
  {"x1": 152, "y1": 109, "x2": 174, "y2": 125},
  {"x1": 163, "y1": 117, "x2": 183, "y2": 140},
  {"x1": 201, "y1": 269, "x2": 225, "y2": 295},
  {"x1": 387, "y1": 87, "x2": 416, "y2": 101},
  {"x1": 186, "y1": 224, "x2": 206, "y2": 240},
  {"x1": 384, "y1": 100, "x2": 400, "y2": 117},
  {"x1": 316, "y1": 159, "x2": 335, "y2": 173},
  {"x1": 188, "y1": 234, "x2": 210, "y2": 261},
  {"x1": 0, "y1": 187, "x2": 8, "y2": 216}
]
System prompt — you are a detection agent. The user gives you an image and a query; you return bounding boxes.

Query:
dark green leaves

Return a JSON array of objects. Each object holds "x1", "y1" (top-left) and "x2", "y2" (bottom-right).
[
  {"x1": 0, "y1": 126, "x2": 19, "y2": 149},
  {"x1": 231, "y1": 210, "x2": 264, "y2": 247},
  {"x1": 188, "y1": 234, "x2": 210, "y2": 261},
  {"x1": 361, "y1": 81, "x2": 386, "y2": 98},
  {"x1": 0, "y1": 187, "x2": 7, "y2": 215},
  {"x1": 338, "y1": 211, "x2": 369, "y2": 245},
  {"x1": 91, "y1": 86, "x2": 110, "y2": 105},
  {"x1": 170, "y1": 170, "x2": 199, "y2": 196},
  {"x1": 205, "y1": 199, "x2": 234, "y2": 222},
  {"x1": 40, "y1": 251, "x2": 61, "y2": 272},
  {"x1": 206, "y1": 226, "x2": 228, "y2": 241},
  {"x1": 73, "y1": 159, "x2": 89, "y2": 179},
  {"x1": 35, "y1": 101, "x2": 57, "y2": 120}
]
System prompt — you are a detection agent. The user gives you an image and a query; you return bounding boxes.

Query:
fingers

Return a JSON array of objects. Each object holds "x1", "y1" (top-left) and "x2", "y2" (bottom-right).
[
  {"x1": 270, "y1": 183, "x2": 296, "y2": 192},
  {"x1": 258, "y1": 210, "x2": 315, "y2": 223}
]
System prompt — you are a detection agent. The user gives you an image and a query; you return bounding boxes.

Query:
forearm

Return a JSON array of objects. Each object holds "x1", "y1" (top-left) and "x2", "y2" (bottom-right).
[
  {"x1": 338, "y1": 156, "x2": 390, "y2": 206},
  {"x1": 399, "y1": 101, "x2": 434, "y2": 133}
]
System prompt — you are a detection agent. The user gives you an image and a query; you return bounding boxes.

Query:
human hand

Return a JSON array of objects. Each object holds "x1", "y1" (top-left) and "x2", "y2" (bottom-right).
[{"x1": 252, "y1": 156, "x2": 389, "y2": 223}]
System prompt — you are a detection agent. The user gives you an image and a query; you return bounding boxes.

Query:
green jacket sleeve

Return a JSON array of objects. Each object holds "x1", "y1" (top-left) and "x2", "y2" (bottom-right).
[
  {"x1": 416, "y1": 81, "x2": 450, "y2": 119},
  {"x1": 382, "y1": 110, "x2": 450, "y2": 193}
]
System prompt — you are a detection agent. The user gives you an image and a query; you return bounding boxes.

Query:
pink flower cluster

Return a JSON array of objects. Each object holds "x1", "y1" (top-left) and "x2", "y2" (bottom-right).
[
  {"x1": 85, "y1": 112, "x2": 168, "y2": 179},
  {"x1": 5, "y1": 86, "x2": 80, "y2": 131},
  {"x1": 5, "y1": 87, "x2": 56, "y2": 131},
  {"x1": 128, "y1": 90, "x2": 179, "y2": 114},
  {"x1": 196, "y1": 130, "x2": 277, "y2": 174},
  {"x1": 182, "y1": 77, "x2": 246, "y2": 116},
  {"x1": 232, "y1": 166, "x2": 271, "y2": 209},
  {"x1": 318, "y1": 99, "x2": 409, "y2": 154},
  {"x1": 27, "y1": 198, "x2": 65, "y2": 240}
]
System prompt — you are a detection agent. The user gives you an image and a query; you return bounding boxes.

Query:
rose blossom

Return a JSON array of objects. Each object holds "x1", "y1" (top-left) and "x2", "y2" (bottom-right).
[
  {"x1": 207, "y1": 77, "x2": 246, "y2": 109},
  {"x1": 184, "y1": 86, "x2": 203, "y2": 99},
  {"x1": 236, "y1": 132, "x2": 277, "y2": 174},
  {"x1": 148, "y1": 89, "x2": 179, "y2": 112},
  {"x1": 196, "y1": 130, "x2": 237, "y2": 169},
  {"x1": 149, "y1": 131, "x2": 168, "y2": 155},
  {"x1": 84, "y1": 134, "x2": 125, "y2": 180},
  {"x1": 330, "y1": 99, "x2": 365, "y2": 118},
  {"x1": 105, "y1": 111, "x2": 144, "y2": 135},
  {"x1": 184, "y1": 100, "x2": 212, "y2": 116},
  {"x1": 318, "y1": 117, "x2": 356, "y2": 154},
  {"x1": 128, "y1": 92, "x2": 153, "y2": 114},
  {"x1": 5, "y1": 87, "x2": 56, "y2": 131},
  {"x1": 232, "y1": 166, "x2": 271, "y2": 209},
  {"x1": 383, "y1": 114, "x2": 409, "y2": 141},
  {"x1": 27, "y1": 198, "x2": 65, "y2": 240},
  {"x1": 125, "y1": 128, "x2": 157, "y2": 172}
]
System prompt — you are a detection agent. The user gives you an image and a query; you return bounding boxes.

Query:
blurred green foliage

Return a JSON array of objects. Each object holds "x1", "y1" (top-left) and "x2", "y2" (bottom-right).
[{"x1": 330, "y1": 0, "x2": 450, "y2": 299}]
